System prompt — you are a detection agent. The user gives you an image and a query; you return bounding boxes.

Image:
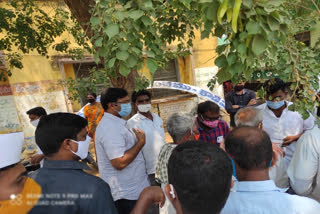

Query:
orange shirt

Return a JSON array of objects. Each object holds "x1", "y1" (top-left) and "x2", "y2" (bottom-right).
[
  {"x1": 84, "y1": 102, "x2": 104, "y2": 138},
  {"x1": 0, "y1": 178, "x2": 42, "y2": 214}
]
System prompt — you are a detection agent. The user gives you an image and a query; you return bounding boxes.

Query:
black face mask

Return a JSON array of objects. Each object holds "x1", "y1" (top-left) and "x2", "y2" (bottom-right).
[
  {"x1": 88, "y1": 99, "x2": 95, "y2": 104},
  {"x1": 234, "y1": 85, "x2": 244, "y2": 92}
]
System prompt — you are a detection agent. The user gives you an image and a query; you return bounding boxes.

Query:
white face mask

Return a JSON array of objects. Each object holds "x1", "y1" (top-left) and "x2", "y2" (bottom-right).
[
  {"x1": 70, "y1": 136, "x2": 91, "y2": 159},
  {"x1": 137, "y1": 104, "x2": 152, "y2": 113},
  {"x1": 31, "y1": 118, "x2": 40, "y2": 127}
]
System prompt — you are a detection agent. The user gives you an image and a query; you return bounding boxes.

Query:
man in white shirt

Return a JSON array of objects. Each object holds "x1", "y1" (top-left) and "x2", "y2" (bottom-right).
[
  {"x1": 221, "y1": 127, "x2": 320, "y2": 214},
  {"x1": 127, "y1": 90, "x2": 165, "y2": 183},
  {"x1": 26, "y1": 106, "x2": 47, "y2": 166},
  {"x1": 287, "y1": 126, "x2": 320, "y2": 202},
  {"x1": 95, "y1": 88, "x2": 150, "y2": 214},
  {"x1": 257, "y1": 78, "x2": 314, "y2": 169}
]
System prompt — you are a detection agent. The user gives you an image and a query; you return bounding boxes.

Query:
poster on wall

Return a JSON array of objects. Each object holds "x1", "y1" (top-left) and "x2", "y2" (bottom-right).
[{"x1": 0, "y1": 85, "x2": 21, "y2": 134}]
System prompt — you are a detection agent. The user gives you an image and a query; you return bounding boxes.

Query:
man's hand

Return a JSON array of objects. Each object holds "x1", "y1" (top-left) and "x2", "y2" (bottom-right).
[
  {"x1": 30, "y1": 154, "x2": 45, "y2": 165},
  {"x1": 132, "y1": 128, "x2": 146, "y2": 146},
  {"x1": 131, "y1": 186, "x2": 165, "y2": 214},
  {"x1": 282, "y1": 135, "x2": 299, "y2": 147},
  {"x1": 248, "y1": 99, "x2": 257, "y2": 106},
  {"x1": 232, "y1": 105, "x2": 240, "y2": 109}
]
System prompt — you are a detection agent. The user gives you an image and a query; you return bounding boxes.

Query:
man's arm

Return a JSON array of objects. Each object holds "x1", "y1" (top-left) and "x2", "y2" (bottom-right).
[
  {"x1": 287, "y1": 131, "x2": 318, "y2": 196},
  {"x1": 225, "y1": 94, "x2": 239, "y2": 114},
  {"x1": 131, "y1": 186, "x2": 165, "y2": 214},
  {"x1": 110, "y1": 129, "x2": 145, "y2": 170}
]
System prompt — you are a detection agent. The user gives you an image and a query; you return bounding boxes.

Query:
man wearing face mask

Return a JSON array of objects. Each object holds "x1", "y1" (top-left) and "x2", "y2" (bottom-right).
[
  {"x1": 28, "y1": 113, "x2": 117, "y2": 214},
  {"x1": 26, "y1": 106, "x2": 47, "y2": 166},
  {"x1": 83, "y1": 92, "x2": 104, "y2": 139},
  {"x1": 127, "y1": 90, "x2": 165, "y2": 212},
  {"x1": 225, "y1": 81, "x2": 257, "y2": 127},
  {"x1": 0, "y1": 132, "x2": 42, "y2": 214},
  {"x1": 95, "y1": 87, "x2": 149, "y2": 214},
  {"x1": 197, "y1": 101, "x2": 230, "y2": 146},
  {"x1": 127, "y1": 91, "x2": 165, "y2": 175},
  {"x1": 257, "y1": 78, "x2": 315, "y2": 169}
]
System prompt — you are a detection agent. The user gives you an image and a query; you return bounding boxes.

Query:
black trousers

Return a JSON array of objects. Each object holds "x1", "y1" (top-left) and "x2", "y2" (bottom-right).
[{"x1": 115, "y1": 199, "x2": 137, "y2": 214}]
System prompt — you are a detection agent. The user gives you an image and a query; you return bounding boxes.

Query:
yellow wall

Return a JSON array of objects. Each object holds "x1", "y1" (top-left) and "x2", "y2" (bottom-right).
[{"x1": 8, "y1": 56, "x2": 62, "y2": 84}]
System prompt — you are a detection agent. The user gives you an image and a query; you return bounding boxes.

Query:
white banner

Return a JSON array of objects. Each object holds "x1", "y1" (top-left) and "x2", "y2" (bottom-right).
[{"x1": 152, "y1": 81, "x2": 225, "y2": 109}]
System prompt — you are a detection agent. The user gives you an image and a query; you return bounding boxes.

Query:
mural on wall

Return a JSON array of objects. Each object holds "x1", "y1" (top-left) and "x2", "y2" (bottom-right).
[
  {"x1": 0, "y1": 85, "x2": 21, "y2": 134},
  {"x1": 12, "y1": 80, "x2": 68, "y2": 134}
]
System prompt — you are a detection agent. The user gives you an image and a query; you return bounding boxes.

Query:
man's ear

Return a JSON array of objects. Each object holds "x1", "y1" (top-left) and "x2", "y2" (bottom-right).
[
  {"x1": 258, "y1": 122, "x2": 263, "y2": 130},
  {"x1": 61, "y1": 139, "x2": 75, "y2": 152}
]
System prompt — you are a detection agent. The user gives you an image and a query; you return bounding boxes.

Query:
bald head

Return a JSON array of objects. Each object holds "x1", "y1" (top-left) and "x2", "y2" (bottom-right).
[
  {"x1": 234, "y1": 107, "x2": 262, "y2": 127},
  {"x1": 225, "y1": 127, "x2": 272, "y2": 170}
]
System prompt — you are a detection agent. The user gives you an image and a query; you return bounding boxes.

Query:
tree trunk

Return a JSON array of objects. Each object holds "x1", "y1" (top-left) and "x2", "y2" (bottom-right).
[{"x1": 63, "y1": 0, "x2": 136, "y2": 92}]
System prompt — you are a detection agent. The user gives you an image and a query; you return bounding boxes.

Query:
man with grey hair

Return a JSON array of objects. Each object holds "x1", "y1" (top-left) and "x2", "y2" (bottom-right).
[
  {"x1": 233, "y1": 107, "x2": 288, "y2": 188},
  {"x1": 234, "y1": 106, "x2": 263, "y2": 128},
  {"x1": 155, "y1": 112, "x2": 199, "y2": 214}
]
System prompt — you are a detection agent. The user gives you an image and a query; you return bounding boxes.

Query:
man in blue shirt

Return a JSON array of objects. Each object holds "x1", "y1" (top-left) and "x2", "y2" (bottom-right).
[
  {"x1": 29, "y1": 113, "x2": 118, "y2": 214},
  {"x1": 221, "y1": 127, "x2": 320, "y2": 214}
]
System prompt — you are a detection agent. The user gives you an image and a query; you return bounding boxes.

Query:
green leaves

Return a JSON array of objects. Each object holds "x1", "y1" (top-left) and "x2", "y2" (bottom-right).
[
  {"x1": 267, "y1": 16, "x2": 280, "y2": 31},
  {"x1": 103, "y1": 24, "x2": 119, "y2": 39},
  {"x1": 146, "y1": 58, "x2": 158, "y2": 75},
  {"x1": 215, "y1": 55, "x2": 228, "y2": 67},
  {"x1": 94, "y1": 37, "x2": 103, "y2": 47},
  {"x1": 119, "y1": 63, "x2": 130, "y2": 77},
  {"x1": 246, "y1": 21, "x2": 261, "y2": 34},
  {"x1": 252, "y1": 35, "x2": 267, "y2": 55},
  {"x1": 90, "y1": 16, "x2": 100, "y2": 26},
  {"x1": 108, "y1": 58, "x2": 116, "y2": 68},
  {"x1": 116, "y1": 51, "x2": 129, "y2": 61},
  {"x1": 129, "y1": 10, "x2": 144, "y2": 20},
  {"x1": 141, "y1": 16, "x2": 152, "y2": 26}
]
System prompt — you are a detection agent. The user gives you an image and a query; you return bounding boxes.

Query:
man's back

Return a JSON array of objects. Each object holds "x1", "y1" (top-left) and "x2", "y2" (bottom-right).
[
  {"x1": 221, "y1": 180, "x2": 320, "y2": 214},
  {"x1": 29, "y1": 160, "x2": 117, "y2": 214},
  {"x1": 288, "y1": 127, "x2": 320, "y2": 202}
]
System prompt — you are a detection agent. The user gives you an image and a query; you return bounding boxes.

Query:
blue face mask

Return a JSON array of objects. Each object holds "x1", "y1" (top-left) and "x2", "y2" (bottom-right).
[
  {"x1": 118, "y1": 103, "x2": 132, "y2": 117},
  {"x1": 266, "y1": 100, "x2": 285, "y2": 110}
]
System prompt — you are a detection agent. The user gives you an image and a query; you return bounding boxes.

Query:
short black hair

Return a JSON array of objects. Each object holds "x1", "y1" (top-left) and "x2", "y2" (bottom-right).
[
  {"x1": 35, "y1": 113, "x2": 88, "y2": 156},
  {"x1": 168, "y1": 141, "x2": 232, "y2": 214},
  {"x1": 88, "y1": 91, "x2": 97, "y2": 98},
  {"x1": 225, "y1": 127, "x2": 272, "y2": 170},
  {"x1": 100, "y1": 88, "x2": 128, "y2": 111},
  {"x1": 131, "y1": 90, "x2": 151, "y2": 103},
  {"x1": 197, "y1": 101, "x2": 220, "y2": 115},
  {"x1": 26, "y1": 107, "x2": 47, "y2": 117},
  {"x1": 263, "y1": 78, "x2": 287, "y2": 95}
]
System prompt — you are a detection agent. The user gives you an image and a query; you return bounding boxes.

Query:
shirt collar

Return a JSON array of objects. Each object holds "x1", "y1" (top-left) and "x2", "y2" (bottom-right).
[
  {"x1": 137, "y1": 112, "x2": 154, "y2": 120},
  {"x1": 234, "y1": 180, "x2": 287, "y2": 193},
  {"x1": 104, "y1": 112, "x2": 126, "y2": 125},
  {"x1": 43, "y1": 159, "x2": 91, "y2": 170}
]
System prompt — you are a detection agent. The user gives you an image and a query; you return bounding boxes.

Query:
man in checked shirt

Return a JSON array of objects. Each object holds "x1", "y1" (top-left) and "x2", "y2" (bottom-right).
[{"x1": 196, "y1": 101, "x2": 230, "y2": 146}]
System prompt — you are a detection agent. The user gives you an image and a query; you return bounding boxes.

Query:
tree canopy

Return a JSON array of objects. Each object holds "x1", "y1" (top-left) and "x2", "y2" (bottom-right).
[{"x1": 1, "y1": 0, "x2": 320, "y2": 116}]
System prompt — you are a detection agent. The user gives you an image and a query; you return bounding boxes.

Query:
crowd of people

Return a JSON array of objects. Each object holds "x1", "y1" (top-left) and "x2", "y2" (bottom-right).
[{"x1": 1, "y1": 78, "x2": 320, "y2": 214}]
